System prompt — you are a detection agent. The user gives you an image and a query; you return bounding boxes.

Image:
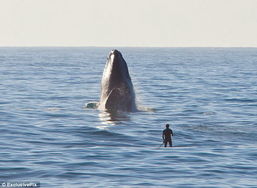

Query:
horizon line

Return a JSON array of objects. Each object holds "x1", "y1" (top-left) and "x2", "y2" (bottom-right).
[{"x1": 1, "y1": 45, "x2": 257, "y2": 48}]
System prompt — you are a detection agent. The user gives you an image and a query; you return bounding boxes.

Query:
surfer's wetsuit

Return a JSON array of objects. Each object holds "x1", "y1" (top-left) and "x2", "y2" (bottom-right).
[{"x1": 162, "y1": 127, "x2": 174, "y2": 147}]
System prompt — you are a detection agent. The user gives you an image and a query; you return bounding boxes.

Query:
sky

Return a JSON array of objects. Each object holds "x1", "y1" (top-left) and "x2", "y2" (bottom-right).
[{"x1": 1, "y1": 0, "x2": 257, "y2": 47}]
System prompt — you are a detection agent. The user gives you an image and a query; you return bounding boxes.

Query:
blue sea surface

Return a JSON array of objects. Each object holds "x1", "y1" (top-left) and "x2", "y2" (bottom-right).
[{"x1": 0, "y1": 47, "x2": 257, "y2": 187}]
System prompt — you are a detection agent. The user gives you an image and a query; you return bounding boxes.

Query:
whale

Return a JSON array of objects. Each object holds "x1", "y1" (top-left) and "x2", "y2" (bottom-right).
[
  {"x1": 86, "y1": 49, "x2": 137, "y2": 112},
  {"x1": 98, "y1": 49, "x2": 137, "y2": 112}
]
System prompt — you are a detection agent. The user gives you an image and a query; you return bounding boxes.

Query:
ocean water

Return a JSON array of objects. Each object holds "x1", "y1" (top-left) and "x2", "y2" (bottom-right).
[{"x1": 0, "y1": 47, "x2": 257, "y2": 187}]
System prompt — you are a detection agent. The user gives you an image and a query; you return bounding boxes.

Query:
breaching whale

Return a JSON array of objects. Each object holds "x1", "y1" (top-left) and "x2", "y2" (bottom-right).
[
  {"x1": 87, "y1": 49, "x2": 137, "y2": 112},
  {"x1": 99, "y1": 49, "x2": 137, "y2": 112}
]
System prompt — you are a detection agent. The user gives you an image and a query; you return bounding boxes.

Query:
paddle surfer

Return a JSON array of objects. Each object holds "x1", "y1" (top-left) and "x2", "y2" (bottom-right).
[{"x1": 162, "y1": 124, "x2": 174, "y2": 147}]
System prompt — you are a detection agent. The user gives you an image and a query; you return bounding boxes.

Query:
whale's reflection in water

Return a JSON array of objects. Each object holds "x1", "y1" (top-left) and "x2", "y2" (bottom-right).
[{"x1": 97, "y1": 110, "x2": 130, "y2": 127}]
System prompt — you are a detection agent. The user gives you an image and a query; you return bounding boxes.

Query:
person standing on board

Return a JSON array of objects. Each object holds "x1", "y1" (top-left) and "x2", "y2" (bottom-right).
[{"x1": 162, "y1": 124, "x2": 174, "y2": 147}]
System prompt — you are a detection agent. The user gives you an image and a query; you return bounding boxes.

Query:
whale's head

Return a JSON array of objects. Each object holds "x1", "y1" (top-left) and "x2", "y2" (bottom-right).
[
  {"x1": 101, "y1": 50, "x2": 132, "y2": 92},
  {"x1": 103, "y1": 49, "x2": 130, "y2": 83},
  {"x1": 99, "y1": 49, "x2": 136, "y2": 112}
]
